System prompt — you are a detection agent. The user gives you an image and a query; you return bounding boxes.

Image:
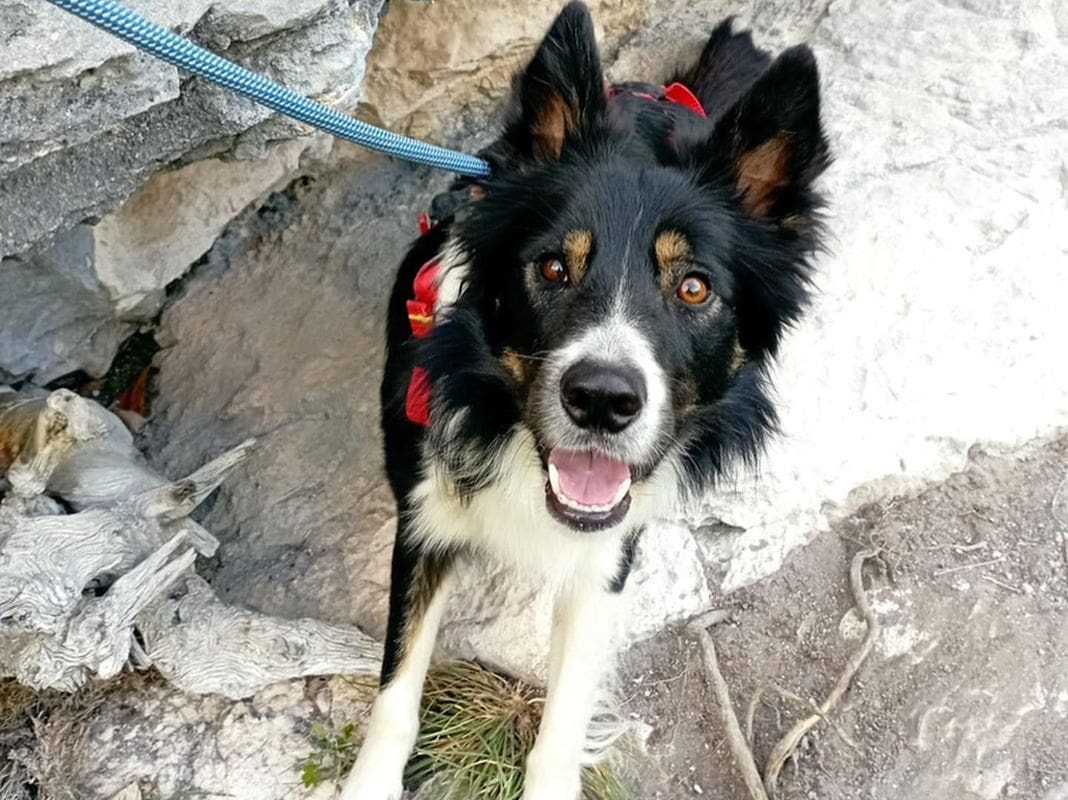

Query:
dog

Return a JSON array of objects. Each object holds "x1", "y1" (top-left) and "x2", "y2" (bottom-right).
[{"x1": 340, "y1": 3, "x2": 829, "y2": 798}]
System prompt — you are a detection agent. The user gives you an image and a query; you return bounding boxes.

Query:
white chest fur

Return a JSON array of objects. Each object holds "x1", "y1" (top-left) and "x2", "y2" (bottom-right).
[{"x1": 409, "y1": 427, "x2": 677, "y2": 591}]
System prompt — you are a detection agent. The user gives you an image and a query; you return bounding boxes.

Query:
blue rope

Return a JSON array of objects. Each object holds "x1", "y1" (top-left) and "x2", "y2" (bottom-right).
[{"x1": 44, "y1": 0, "x2": 492, "y2": 178}]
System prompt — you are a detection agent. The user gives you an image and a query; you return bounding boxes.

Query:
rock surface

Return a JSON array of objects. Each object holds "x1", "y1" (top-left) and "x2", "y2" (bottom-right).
[
  {"x1": 696, "y1": 0, "x2": 1068, "y2": 592},
  {"x1": 0, "y1": 0, "x2": 382, "y2": 381},
  {"x1": 28, "y1": 673, "x2": 372, "y2": 799},
  {"x1": 360, "y1": 0, "x2": 648, "y2": 139},
  {"x1": 0, "y1": 136, "x2": 330, "y2": 383},
  {"x1": 146, "y1": 0, "x2": 1068, "y2": 683},
  {"x1": 0, "y1": 0, "x2": 384, "y2": 256}
]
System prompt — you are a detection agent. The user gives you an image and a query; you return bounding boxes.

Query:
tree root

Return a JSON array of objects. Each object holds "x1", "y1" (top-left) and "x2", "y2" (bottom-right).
[
  {"x1": 697, "y1": 628, "x2": 768, "y2": 800},
  {"x1": 699, "y1": 549, "x2": 882, "y2": 800},
  {"x1": 762, "y1": 549, "x2": 881, "y2": 797}
]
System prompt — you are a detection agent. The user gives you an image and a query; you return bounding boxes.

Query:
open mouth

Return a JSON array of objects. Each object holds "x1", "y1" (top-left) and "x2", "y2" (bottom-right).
[{"x1": 545, "y1": 447, "x2": 633, "y2": 532}]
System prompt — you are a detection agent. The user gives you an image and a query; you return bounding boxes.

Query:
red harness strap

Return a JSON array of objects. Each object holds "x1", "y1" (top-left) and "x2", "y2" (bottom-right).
[
  {"x1": 405, "y1": 257, "x2": 440, "y2": 425},
  {"x1": 662, "y1": 82, "x2": 707, "y2": 118},
  {"x1": 605, "y1": 82, "x2": 707, "y2": 119}
]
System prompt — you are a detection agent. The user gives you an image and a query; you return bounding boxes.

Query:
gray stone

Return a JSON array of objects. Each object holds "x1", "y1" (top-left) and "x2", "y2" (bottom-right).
[
  {"x1": 0, "y1": 229, "x2": 131, "y2": 382},
  {"x1": 34, "y1": 674, "x2": 371, "y2": 799},
  {"x1": 0, "y1": 135, "x2": 329, "y2": 382},
  {"x1": 0, "y1": 0, "x2": 386, "y2": 381},
  {"x1": 94, "y1": 135, "x2": 331, "y2": 316},
  {"x1": 0, "y1": 0, "x2": 385, "y2": 257},
  {"x1": 692, "y1": 0, "x2": 1068, "y2": 592},
  {"x1": 359, "y1": 0, "x2": 649, "y2": 138},
  {"x1": 149, "y1": 158, "x2": 445, "y2": 655}
]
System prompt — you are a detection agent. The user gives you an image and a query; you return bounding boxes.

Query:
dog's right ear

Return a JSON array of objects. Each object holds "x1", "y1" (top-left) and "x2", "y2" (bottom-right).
[
  {"x1": 504, "y1": 1, "x2": 606, "y2": 162},
  {"x1": 701, "y1": 46, "x2": 830, "y2": 224}
]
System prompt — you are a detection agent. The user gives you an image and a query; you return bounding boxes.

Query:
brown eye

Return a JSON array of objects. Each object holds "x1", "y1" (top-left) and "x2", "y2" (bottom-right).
[
  {"x1": 677, "y1": 274, "x2": 712, "y2": 305},
  {"x1": 540, "y1": 257, "x2": 568, "y2": 284}
]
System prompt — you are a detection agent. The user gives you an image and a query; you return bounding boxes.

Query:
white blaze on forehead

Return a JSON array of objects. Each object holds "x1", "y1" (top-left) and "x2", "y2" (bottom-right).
[{"x1": 544, "y1": 304, "x2": 669, "y2": 465}]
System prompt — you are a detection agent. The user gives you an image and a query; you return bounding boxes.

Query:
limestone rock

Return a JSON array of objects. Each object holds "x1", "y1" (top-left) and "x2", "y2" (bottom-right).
[
  {"x1": 0, "y1": 0, "x2": 383, "y2": 381},
  {"x1": 149, "y1": 159, "x2": 441, "y2": 656},
  {"x1": 607, "y1": 0, "x2": 832, "y2": 81},
  {"x1": 33, "y1": 674, "x2": 372, "y2": 799},
  {"x1": 359, "y1": 0, "x2": 650, "y2": 139},
  {"x1": 693, "y1": 0, "x2": 1068, "y2": 591},
  {"x1": 0, "y1": 136, "x2": 328, "y2": 382},
  {"x1": 0, "y1": 0, "x2": 385, "y2": 257},
  {"x1": 0, "y1": 231, "x2": 131, "y2": 382},
  {"x1": 92, "y1": 135, "x2": 332, "y2": 318}
]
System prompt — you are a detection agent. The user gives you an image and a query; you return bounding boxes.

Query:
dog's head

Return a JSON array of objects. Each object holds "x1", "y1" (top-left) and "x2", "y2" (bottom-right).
[{"x1": 423, "y1": 2, "x2": 830, "y2": 533}]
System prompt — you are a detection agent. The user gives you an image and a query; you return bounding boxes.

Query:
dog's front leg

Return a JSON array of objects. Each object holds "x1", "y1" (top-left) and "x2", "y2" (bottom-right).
[
  {"x1": 340, "y1": 532, "x2": 454, "y2": 800},
  {"x1": 522, "y1": 582, "x2": 622, "y2": 800}
]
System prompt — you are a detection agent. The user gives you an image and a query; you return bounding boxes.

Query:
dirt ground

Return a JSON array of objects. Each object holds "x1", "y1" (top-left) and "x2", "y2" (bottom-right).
[{"x1": 622, "y1": 435, "x2": 1068, "y2": 800}]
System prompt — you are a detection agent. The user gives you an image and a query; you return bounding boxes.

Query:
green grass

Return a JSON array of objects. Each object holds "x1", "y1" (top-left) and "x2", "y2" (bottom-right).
[
  {"x1": 300, "y1": 721, "x2": 361, "y2": 788},
  {"x1": 300, "y1": 661, "x2": 633, "y2": 799},
  {"x1": 407, "y1": 661, "x2": 632, "y2": 800}
]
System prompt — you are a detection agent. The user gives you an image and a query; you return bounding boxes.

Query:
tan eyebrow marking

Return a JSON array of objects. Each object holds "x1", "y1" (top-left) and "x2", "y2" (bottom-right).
[
  {"x1": 655, "y1": 230, "x2": 692, "y2": 293},
  {"x1": 500, "y1": 347, "x2": 529, "y2": 384},
  {"x1": 563, "y1": 229, "x2": 593, "y2": 284}
]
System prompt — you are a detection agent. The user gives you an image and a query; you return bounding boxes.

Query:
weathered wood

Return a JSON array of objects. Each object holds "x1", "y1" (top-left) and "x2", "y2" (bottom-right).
[
  {"x1": 138, "y1": 574, "x2": 382, "y2": 698},
  {"x1": 0, "y1": 387, "x2": 381, "y2": 698}
]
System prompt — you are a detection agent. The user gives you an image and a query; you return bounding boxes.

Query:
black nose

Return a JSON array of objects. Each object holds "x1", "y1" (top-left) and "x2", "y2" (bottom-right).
[{"x1": 560, "y1": 360, "x2": 646, "y2": 433}]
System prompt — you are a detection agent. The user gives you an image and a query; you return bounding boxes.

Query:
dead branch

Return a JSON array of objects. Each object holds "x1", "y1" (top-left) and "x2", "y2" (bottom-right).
[
  {"x1": 136, "y1": 574, "x2": 382, "y2": 698},
  {"x1": 980, "y1": 574, "x2": 1022, "y2": 594},
  {"x1": 0, "y1": 387, "x2": 381, "y2": 698},
  {"x1": 932, "y1": 555, "x2": 1005, "y2": 576}
]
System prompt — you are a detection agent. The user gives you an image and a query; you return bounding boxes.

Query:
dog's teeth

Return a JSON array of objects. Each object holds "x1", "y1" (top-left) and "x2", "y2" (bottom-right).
[
  {"x1": 558, "y1": 495, "x2": 616, "y2": 514},
  {"x1": 612, "y1": 478, "x2": 632, "y2": 506},
  {"x1": 548, "y1": 463, "x2": 561, "y2": 497}
]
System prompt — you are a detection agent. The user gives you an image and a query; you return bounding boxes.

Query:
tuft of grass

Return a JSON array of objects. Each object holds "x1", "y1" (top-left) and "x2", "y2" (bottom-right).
[
  {"x1": 405, "y1": 661, "x2": 632, "y2": 800},
  {"x1": 301, "y1": 661, "x2": 633, "y2": 798}
]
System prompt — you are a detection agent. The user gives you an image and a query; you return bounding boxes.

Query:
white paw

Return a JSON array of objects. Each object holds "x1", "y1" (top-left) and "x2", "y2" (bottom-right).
[
  {"x1": 339, "y1": 684, "x2": 419, "y2": 800},
  {"x1": 522, "y1": 776, "x2": 582, "y2": 800},
  {"x1": 522, "y1": 748, "x2": 581, "y2": 800},
  {"x1": 337, "y1": 758, "x2": 404, "y2": 800}
]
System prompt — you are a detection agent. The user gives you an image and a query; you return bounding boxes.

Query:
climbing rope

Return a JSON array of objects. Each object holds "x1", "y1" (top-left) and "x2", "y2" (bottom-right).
[{"x1": 44, "y1": 0, "x2": 493, "y2": 178}]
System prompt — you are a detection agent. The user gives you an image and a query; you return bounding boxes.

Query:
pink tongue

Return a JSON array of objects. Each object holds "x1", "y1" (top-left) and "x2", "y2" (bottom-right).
[{"x1": 549, "y1": 448, "x2": 631, "y2": 507}]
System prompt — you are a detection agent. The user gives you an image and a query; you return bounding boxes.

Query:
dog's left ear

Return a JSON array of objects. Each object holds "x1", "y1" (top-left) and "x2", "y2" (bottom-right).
[
  {"x1": 505, "y1": 1, "x2": 606, "y2": 161},
  {"x1": 702, "y1": 46, "x2": 830, "y2": 225}
]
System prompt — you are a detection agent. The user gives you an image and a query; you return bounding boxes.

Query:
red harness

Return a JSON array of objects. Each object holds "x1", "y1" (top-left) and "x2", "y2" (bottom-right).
[
  {"x1": 606, "y1": 82, "x2": 706, "y2": 118},
  {"x1": 404, "y1": 256, "x2": 440, "y2": 426},
  {"x1": 404, "y1": 82, "x2": 705, "y2": 426}
]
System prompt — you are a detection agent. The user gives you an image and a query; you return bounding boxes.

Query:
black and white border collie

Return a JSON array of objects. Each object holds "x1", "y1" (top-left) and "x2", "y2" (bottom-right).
[{"x1": 341, "y1": 3, "x2": 829, "y2": 797}]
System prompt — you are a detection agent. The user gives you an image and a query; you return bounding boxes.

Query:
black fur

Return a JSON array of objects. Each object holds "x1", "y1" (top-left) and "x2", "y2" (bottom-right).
[{"x1": 376, "y1": 1, "x2": 829, "y2": 685}]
